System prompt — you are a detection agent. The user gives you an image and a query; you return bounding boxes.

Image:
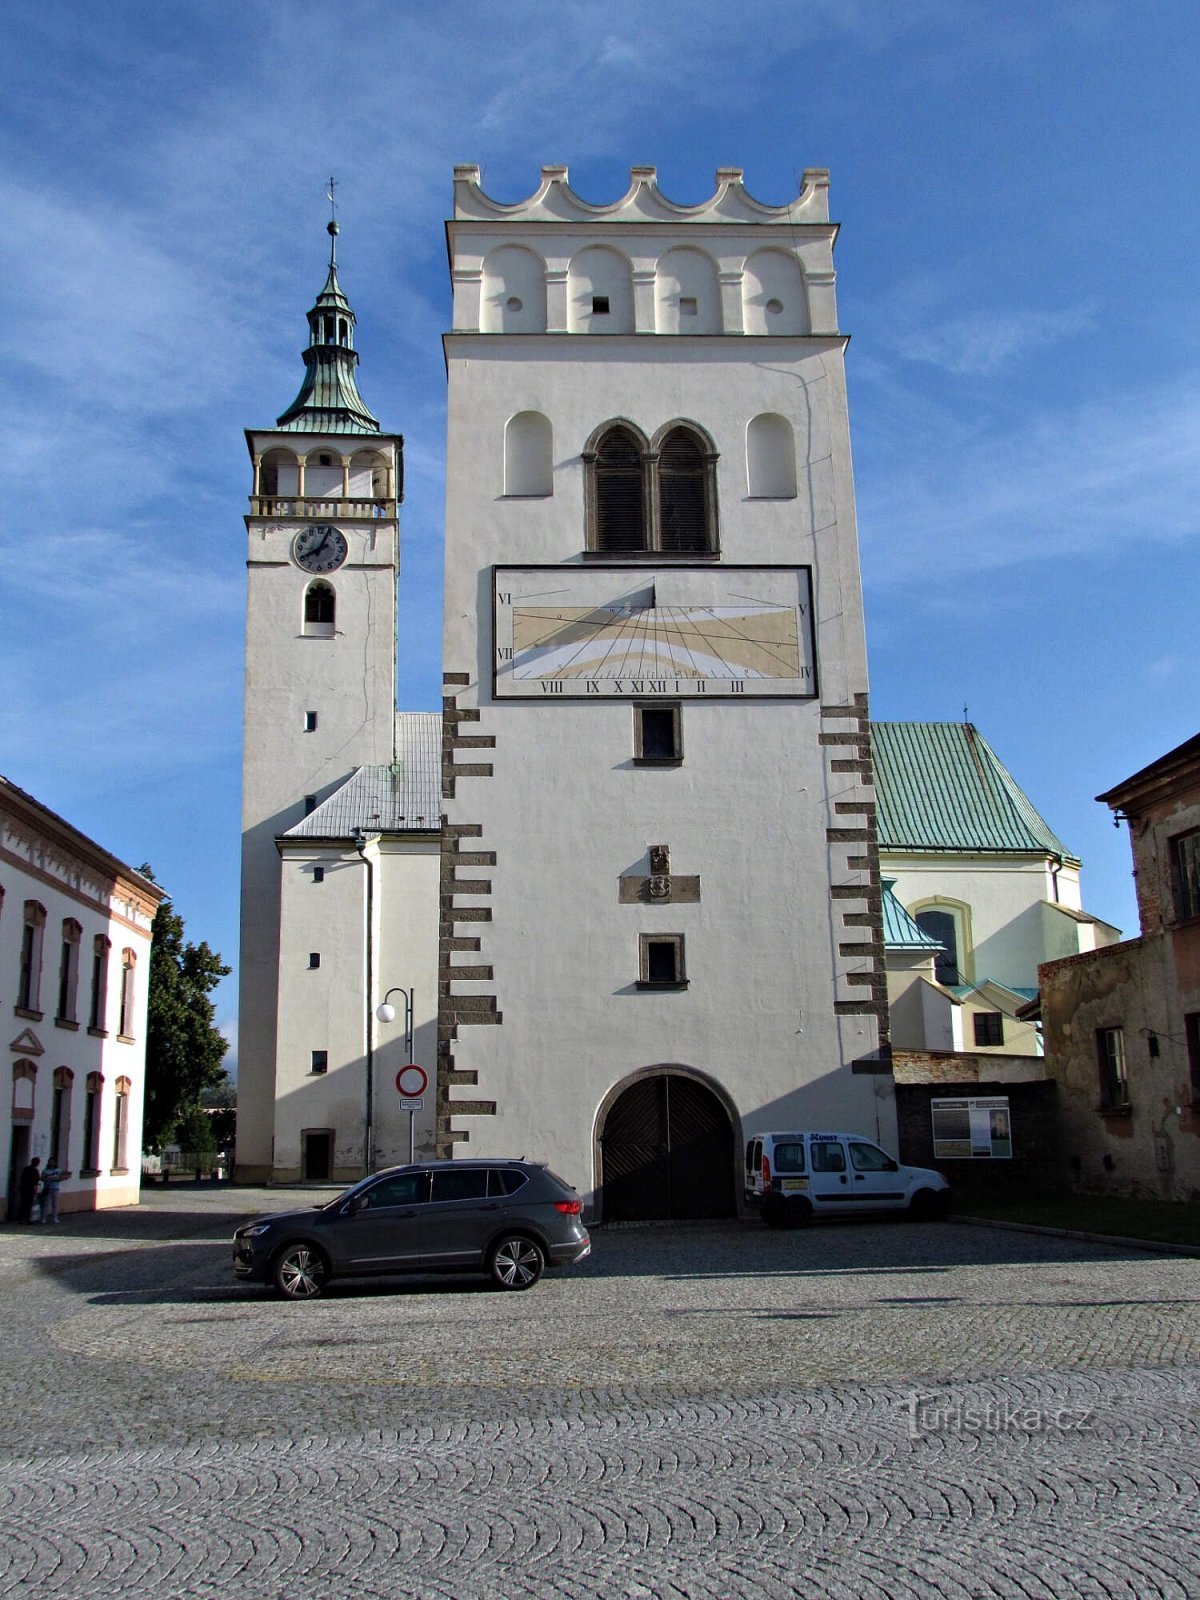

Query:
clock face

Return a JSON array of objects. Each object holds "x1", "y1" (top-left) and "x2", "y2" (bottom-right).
[
  {"x1": 493, "y1": 565, "x2": 817, "y2": 699},
  {"x1": 293, "y1": 524, "x2": 348, "y2": 574}
]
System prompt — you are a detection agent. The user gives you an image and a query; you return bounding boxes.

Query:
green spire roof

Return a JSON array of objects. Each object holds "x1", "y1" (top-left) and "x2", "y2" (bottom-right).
[
  {"x1": 276, "y1": 221, "x2": 381, "y2": 435},
  {"x1": 873, "y1": 722, "x2": 1077, "y2": 863}
]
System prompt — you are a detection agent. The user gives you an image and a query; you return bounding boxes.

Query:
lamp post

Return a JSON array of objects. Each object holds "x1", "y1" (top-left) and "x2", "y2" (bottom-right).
[{"x1": 377, "y1": 986, "x2": 416, "y2": 1163}]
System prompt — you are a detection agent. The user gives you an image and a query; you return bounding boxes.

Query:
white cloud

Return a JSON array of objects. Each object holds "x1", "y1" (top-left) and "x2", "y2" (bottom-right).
[{"x1": 895, "y1": 301, "x2": 1098, "y2": 375}]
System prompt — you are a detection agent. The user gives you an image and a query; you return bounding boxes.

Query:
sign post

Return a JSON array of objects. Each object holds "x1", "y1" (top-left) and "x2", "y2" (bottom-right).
[{"x1": 396, "y1": 1066, "x2": 428, "y2": 1163}]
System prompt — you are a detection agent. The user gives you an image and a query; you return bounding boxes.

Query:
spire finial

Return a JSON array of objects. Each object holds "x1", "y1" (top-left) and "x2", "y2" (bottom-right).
[{"x1": 326, "y1": 175, "x2": 339, "y2": 266}]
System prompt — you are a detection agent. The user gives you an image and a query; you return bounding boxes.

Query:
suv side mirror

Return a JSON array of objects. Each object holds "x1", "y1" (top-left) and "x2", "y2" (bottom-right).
[{"x1": 344, "y1": 1195, "x2": 364, "y2": 1217}]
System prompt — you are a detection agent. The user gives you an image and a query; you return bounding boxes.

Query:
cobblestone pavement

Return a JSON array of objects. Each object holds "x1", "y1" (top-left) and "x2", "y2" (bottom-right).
[{"x1": 1, "y1": 1186, "x2": 1198, "y2": 1597}]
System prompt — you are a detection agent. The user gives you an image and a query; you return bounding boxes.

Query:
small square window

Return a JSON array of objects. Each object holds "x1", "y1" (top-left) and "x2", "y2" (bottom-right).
[
  {"x1": 312, "y1": 866, "x2": 325, "y2": 883},
  {"x1": 679, "y1": 296, "x2": 698, "y2": 316},
  {"x1": 308, "y1": 953, "x2": 321, "y2": 969},
  {"x1": 973, "y1": 1012, "x2": 1004, "y2": 1047},
  {"x1": 634, "y1": 704, "x2": 682, "y2": 764},
  {"x1": 637, "y1": 933, "x2": 686, "y2": 988},
  {"x1": 304, "y1": 711, "x2": 318, "y2": 732},
  {"x1": 311, "y1": 1050, "x2": 328, "y2": 1075},
  {"x1": 304, "y1": 794, "x2": 318, "y2": 816},
  {"x1": 592, "y1": 295, "x2": 610, "y2": 315}
]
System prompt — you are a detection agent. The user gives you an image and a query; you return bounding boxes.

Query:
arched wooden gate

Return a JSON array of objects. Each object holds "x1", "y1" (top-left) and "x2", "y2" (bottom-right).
[{"x1": 599, "y1": 1071, "x2": 736, "y2": 1221}]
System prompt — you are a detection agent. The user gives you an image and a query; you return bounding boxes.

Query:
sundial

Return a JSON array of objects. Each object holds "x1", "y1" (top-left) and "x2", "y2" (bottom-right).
[{"x1": 492, "y1": 565, "x2": 816, "y2": 699}]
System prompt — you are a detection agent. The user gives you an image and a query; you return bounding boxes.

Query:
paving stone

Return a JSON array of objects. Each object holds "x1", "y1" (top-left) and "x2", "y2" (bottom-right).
[{"x1": 0, "y1": 1189, "x2": 1197, "y2": 1596}]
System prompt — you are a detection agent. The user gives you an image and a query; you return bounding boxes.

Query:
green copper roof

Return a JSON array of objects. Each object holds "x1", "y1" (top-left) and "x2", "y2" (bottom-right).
[
  {"x1": 275, "y1": 222, "x2": 380, "y2": 435},
  {"x1": 873, "y1": 722, "x2": 1077, "y2": 862}
]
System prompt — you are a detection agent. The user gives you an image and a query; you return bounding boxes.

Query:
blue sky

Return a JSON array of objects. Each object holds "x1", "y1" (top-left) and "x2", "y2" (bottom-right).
[{"x1": 4, "y1": 1, "x2": 1198, "y2": 1070}]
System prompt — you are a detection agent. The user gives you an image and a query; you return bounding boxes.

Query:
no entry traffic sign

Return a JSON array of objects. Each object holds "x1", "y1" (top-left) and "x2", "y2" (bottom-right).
[{"x1": 396, "y1": 1064, "x2": 428, "y2": 1098}]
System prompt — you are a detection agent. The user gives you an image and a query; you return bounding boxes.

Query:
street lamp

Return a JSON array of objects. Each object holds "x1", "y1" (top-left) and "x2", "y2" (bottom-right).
[{"x1": 377, "y1": 986, "x2": 417, "y2": 1162}]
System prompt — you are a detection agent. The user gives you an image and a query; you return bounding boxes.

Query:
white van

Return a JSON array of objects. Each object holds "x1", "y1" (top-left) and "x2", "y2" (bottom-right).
[{"x1": 744, "y1": 1131, "x2": 950, "y2": 1226}]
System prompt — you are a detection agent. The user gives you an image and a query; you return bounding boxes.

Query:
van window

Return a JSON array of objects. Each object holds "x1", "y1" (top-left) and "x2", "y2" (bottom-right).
[
  {"x1": 773, "y1": 1141, "x2": 806, "y2": 1173},
  {"x1": 849, "y1": 1141, "x2": 898, "y2": 1173},
  {"x1": 810, "y1": 1141, "x2": 846, "y2": 1173}
]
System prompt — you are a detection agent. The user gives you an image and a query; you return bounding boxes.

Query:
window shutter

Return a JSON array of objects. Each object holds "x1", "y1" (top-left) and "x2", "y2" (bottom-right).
[
  {"x1": 657, "y1": 429, "x2": 709, "y2": 552},
  {"x1": 595, "y1": 428, "x2": 646, "y2": 551}
]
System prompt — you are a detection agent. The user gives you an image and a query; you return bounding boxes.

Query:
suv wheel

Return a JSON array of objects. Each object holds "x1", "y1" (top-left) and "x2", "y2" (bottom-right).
[
  {"x1": 273, "y1": 1243, "x2": 329, "y2": 1299},
  {"x1": 489, "y1": 1233, "x2": 545, "y2": 1290}
]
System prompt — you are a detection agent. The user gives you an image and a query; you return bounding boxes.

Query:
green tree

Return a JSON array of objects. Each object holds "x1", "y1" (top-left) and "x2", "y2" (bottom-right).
[{"x1": 142, "y1": 886, "x2": 231, "y2": 1150}]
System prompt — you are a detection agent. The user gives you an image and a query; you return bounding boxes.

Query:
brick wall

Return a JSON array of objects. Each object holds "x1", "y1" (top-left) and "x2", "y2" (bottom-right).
[{"x1": 896, "y1": 1080, "x2": 1062, "y2": 1202}]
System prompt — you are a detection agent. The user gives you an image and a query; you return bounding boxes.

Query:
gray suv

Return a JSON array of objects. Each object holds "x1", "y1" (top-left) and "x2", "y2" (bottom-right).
[{"x1": 233, "y1": 1159, "x2": 591, "y2": 1299}]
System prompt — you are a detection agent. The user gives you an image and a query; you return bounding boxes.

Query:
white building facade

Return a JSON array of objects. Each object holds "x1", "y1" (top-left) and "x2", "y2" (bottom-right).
[
  {"x1": 236, "y1": 223, "x2": 438, "y2": 1184},
  {"x1": 438, "y1": 165, "x2": 894, "y2": 1217},
  {"x1": 2, "y1": 776, "x2": 164, "y2": 1217}
]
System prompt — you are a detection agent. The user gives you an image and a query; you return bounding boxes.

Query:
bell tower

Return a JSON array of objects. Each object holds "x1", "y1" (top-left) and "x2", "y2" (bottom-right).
[{"x1": 236, "y1": 217, "x2": 403, "y2": 1181}]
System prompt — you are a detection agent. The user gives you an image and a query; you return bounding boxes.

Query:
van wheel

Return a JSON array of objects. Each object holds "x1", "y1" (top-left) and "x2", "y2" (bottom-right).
[
  {"x1": 910, "y1": 1189, "x2": 947, "y2": 1221},
  {"x1": 761, "y1": 1204, "x2": 786, "y2": 1229},
  {"x1": 781, "y1": 1198, "x2": 812, "y2": 1229}
]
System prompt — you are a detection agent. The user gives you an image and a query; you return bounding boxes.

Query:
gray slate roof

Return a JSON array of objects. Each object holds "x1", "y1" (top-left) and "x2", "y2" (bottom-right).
[{"x1": 282, "y1": 713, "x2": 441, "y2": 840}]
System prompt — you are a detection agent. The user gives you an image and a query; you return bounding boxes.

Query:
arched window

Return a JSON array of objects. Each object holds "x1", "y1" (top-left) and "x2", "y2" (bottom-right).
[
  {"x1": 590, "y1": 424, "x2": 648, "y2": 552},
  {"x1": 349, "y1": 450, "x2": 388, "y2": 502},
  {"x1": 12, "y1": 1059, "x2": 36, "y2": 1123},
  {"x1": 585, "y1": 420, "x2": 718, "y2": 554},
  {"x1": 304, "y1": 450, "x2": 341, "y2": 498},
  {"x1": 303, "y1": 581, "x2": 336, "y2": 638},
  {"x1": 504, "y1": 412, "x2": 553, "y2": 496},
  {"x1": 259, "y1": 448, "x2": 299, "y2": 500},
  {"x1": 656, "y1": 427, "x2": 713, "y2": 553},
  {"x1": 913, "y1": 906, "x2": 969, "y2": 987},
  {"x1": 746, "y1": 413, "x2": 797, "y2": 498}
]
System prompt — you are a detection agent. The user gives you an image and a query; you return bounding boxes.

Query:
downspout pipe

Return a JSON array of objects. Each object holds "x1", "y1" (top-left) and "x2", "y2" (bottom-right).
[{"x1": 353, "y1": 830, "x2": 382, "y2": 1176}]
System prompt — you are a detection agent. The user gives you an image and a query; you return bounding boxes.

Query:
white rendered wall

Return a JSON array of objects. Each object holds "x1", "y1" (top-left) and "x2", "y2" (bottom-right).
[
  {"x1": 238, "y1": 432, "x2": 398, "y2": 1179},
  {"x1": 884, "y1": 854, "x2": 1087, "y2": 994},
  {"x1": 273, "y1": 839, "x2": 439, "y2": 1181},
  {"x1": 442, "y1": 330, "x2": 894, "y2": 1204}
]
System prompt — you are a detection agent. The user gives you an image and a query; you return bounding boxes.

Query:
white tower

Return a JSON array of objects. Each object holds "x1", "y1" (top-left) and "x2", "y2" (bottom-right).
[
  {"x1": 236, "y1": 220, "x2": 403, "y2": 1182},
  {"x1": 439, "y1": 165, "x2": 893, "y2": 1217}
]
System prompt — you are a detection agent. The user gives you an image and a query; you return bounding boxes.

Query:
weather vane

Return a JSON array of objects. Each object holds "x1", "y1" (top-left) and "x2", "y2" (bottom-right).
[{"x1": 326, "y1": 175, "x2": 339, "y2": 261}]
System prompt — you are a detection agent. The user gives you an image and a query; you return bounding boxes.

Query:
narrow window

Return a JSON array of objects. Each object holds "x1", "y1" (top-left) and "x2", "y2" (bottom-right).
[
  {"x1": 973, "y1": 1012, "x2": 1004, "y2": 1047},
  {"x1": 56, "y1": 919, "x2": 82, "y2": 1023},
  {"x1": 593, "y1": 426, "x2": 647, "y2": 552},
  {"x1": 312, "y1": 866, "x2": 325, "y2": 884},
  {"x1": 50, "y1": 1068, "x2": 73, "y2": 1169},
  {"x1": 117, "y1": 950, "x2": 136, "y2": 1040},
  {"x1": 89, "y1": 936, "x2": 111, "y2": 1032},
  {"x1": 112, "y1": 1077, "x2": 131, "y2": 1171},
  {"x1": 311, "y1": 1050, "x2": 329, "y2": 1075},
  {"x1": 303, "y1": 581, "x2": 336, "y2": 636},
  {"x1": 1096, "y1": 1027, "x2": 1129, "y2": 1110},
  {"x1": 1170, "y1": 831, "x2": 1200, "y2": 921},
  {"x1": 82, "y1": 1073, "x2": 103, "y2": 1173},
  {"x1": 308, "y1": 953, "x2": 321, "y2": 969},
  {"x1": 17, "y1": 901, "x2": 46, "y2": 1014},
  {"x1": 638, "y1": 933, "x2": 686, "y2": 988},
  {"x1": 304, "y1": 795, "x2": 318, "y2": 816},
  {"x1": 592, "y1": 295, "x2": 610, "y2": 315},
  {"x1": 304, "y1": 711, "x2": 318, "y2": 732},
  {"x1": 657, "y1": 428, "x2": 712, "y2": 553},
  {"x1": 634, "y1": 704, "x2": 682, "y2": 764},
  {"x1": 914, "y1": 909, "x2": 961, "y2": 986}
]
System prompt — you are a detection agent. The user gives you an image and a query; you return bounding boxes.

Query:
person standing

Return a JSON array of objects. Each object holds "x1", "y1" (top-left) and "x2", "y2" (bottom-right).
[
  {"x1": 17, "y1": 1157, "x2": 40, "y2": 1223},
  {"x1": 39, "y1": 1161, "x2": 62, "y2": 1224}
]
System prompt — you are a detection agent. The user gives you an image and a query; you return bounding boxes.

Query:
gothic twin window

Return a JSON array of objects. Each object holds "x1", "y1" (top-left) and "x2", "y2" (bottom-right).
[{"x1": 586, "y1": 422, "x2": 718, "y2": 555}]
